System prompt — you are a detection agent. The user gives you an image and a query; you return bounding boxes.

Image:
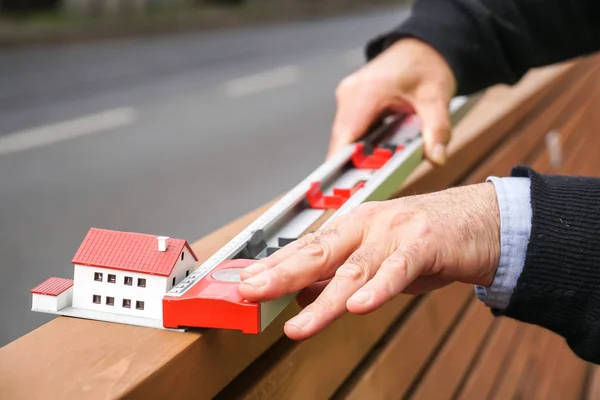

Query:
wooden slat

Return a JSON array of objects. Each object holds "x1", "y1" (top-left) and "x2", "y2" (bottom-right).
[
  {"x1": 333, "y1": 283, "x2": 473, "y2": 399},
  {"x1": 560, "y1": 85, "x2": 600, "y2": 176},
  {"x1": 546, "y1": 339, "x2": 589, "y2": 400},
  {"x1": 515, "y1": 330, "x2": 558, "y2": 400},
  {"x1": 522, "y1": 82, "x2": 592, "y2": 175},
  {"x1": 409, "y1": 300, "x2": 495, "y2": 400},
  {"x1": 526, "y1": 64, "x2": 600, "y2": 175},
  {"x1": 455, "y1": 319, "x2": 522, "y2": 400},
  {"x1": 0, "y1": 60, "x2": 583, "y2": 400},
  {"x1": 216, "y1": 295, "x2": 414, "y2": 399},
  {"x1": 462, "y1": 57, "x2": 600, "y2": 183},
  {"x1": 489, "y1": 326, "x2": 542, "y2": 400},
  {"x1": 521, "y1": 332, "x2": 569, "y2": 400},
  {"x1": 584, "y1": 366, "x2": 600, "y2": 400}
]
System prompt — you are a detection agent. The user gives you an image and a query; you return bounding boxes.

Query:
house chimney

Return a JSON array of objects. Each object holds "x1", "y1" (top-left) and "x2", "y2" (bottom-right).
[{"x1": 157, "y1": 236, "x2": 169, "y2": 252}]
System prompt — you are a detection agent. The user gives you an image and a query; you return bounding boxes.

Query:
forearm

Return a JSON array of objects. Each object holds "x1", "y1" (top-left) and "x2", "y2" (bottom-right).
[
  {"x1": 480, "y1": 166, "x2": 600, "y2": 364},
  {"x1": 366, "y1": 0, "x2": 600, "y2": 95}
]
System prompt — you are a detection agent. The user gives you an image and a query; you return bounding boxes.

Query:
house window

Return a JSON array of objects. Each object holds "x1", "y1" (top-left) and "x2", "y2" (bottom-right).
[
  {"x1": 124, "y1": 276, "x2": 133, "y2": 286},
  {"x1": 185, "y1": 270, "x2": 189, "y2": 277},
  {"x1": 181, "y1": 252, "x2": 184, "y2": 261},
  {"x1": 122, "y1": 299, "x2": 131, "y2": 308},
  {"x1": 136, "y1": 301, "x2": 144, "y2": 310},
  {"x1": 137, "y1": 278, "x2": 146, "y2": 287},
  {"x1": 172, "y1": 277, "x2": 176, "y2": 287},
  {"x1": 108, "y1": 274, "x2": 116, "y2": 283},
  {"x1": 106, "y1": 296, "x2": 114, "y2": 306},
  {"x1": 93, "y1": 295, "x2": 101, "y2": 304},
  {"x1": 94, "y1": 272, "x2": 102, "y2": 282}
]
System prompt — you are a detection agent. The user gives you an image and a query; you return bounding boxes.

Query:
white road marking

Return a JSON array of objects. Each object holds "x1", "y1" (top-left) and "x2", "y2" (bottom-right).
[
  {"x1": 222, "y1": 66, "x2": 300, "y2": 97},
  {"x1": 0, "y1": 107, "x2": 137, "y2": 155}
]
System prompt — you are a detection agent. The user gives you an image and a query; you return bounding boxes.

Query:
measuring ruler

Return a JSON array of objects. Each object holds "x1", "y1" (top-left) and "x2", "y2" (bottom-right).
[{"x1": 162, "y1": 95, "x2": 477, "y2": 333}]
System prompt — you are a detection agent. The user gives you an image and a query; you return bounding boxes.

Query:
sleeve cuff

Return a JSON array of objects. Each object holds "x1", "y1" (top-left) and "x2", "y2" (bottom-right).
[{"x1": 475, "y1": 176, "x2": 532, "y2": 310}]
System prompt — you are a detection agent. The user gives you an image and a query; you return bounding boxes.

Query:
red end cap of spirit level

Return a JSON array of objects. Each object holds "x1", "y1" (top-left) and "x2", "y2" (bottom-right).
[
  {"x1": 306, "y1": 181, "x2": 365, "y2": 209},
  {"x1": 162, "y1": 259, "x2": 261, "y2": 334}
]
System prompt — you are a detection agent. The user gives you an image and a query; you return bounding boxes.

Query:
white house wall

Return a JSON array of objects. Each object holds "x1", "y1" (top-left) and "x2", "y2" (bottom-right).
[
  {"x1": 57, "y1": 287, "x2": 73, "y2": 310},
  {"x1": 32, "y1": 287, "x2": 73, "y2": 312},
  {"x1": 32, "y1": 294, "x2": 58, "y2": 312},
  {"x1": 72, "y1": 265, "x2": 167, "y2": 320},
  {"x1": 167, "y1": 246, "x2": 197, "y2": 291}
]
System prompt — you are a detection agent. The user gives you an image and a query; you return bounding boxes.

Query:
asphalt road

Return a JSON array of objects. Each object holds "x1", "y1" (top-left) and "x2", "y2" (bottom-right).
[{"x1": 0, "y1": 5, "x2": 409, "y2": 347}]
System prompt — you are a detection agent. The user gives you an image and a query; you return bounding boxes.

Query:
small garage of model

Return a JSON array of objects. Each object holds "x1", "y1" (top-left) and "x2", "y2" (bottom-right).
[{"x1": 31, "y1": 277, "x2": 74, "y2": 313}]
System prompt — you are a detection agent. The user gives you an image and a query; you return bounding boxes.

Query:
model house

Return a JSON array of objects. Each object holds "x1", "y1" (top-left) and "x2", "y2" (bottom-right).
[{"x1": 31, "y1": 227, "x2": 198, "y2": 322}]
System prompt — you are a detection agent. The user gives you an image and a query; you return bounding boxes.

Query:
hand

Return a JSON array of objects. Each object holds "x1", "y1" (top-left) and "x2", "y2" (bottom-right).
[
  {"x1": 329, "y1": 37, "x2": 457, "y2": 165},
  {"x1": 237, "y1": 183, "x2": 500, "y2": 340}
]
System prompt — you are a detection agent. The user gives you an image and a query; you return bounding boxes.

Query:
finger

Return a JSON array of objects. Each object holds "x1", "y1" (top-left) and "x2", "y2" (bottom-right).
[
  {"x1": 239, "y1": 239, "x2": 308, "y2": 281},
  {"x1": 240, "y1": 213, "x2": 354, "y2": 280},
  {"x1": 296, "y1": 279, "x2": 331, "y2": 308},
  {"x1": 327, "y1": 83, "x2": 385, "y2": 159},
  {"x1": 284, "y1": 243, "x2": 385, "y2": 340},
  {"x1": 346, "y1": 240, "x2": 430, "y2": 314},
  {"x1": 414, "y1": 98, "x2": 452, "y2": 166},
  {"x1": 238, "y1": 226, "x2": 362, "y2": 302}
]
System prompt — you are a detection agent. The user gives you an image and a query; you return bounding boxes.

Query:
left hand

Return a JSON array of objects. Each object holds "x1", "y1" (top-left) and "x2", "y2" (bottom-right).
[{"x1": 237, "y1": 182, "x2": 500, "y2": 340}]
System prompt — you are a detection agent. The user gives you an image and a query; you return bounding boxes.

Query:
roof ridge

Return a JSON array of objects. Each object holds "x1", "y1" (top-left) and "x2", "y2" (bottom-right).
[
  {"x1": 87, "y1": 226, "x2": 186, "y2": 241},
  {"x1": 71, "y1": 227, "x2": 197, "y2": 277}
]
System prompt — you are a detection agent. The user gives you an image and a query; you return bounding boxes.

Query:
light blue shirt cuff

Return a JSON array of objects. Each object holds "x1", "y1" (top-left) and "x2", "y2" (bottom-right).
[{"x1": 474, "y1": 176, "x2": 532, "y2": 310}]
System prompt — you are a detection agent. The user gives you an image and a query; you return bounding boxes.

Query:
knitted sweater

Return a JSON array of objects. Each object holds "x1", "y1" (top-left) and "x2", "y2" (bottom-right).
[
  {"x1": 366, "y1": 0, "x2": 600, "y2": 96},
  {"x1": 500, "y1": 166, "x2": 600, "y2": 364}
]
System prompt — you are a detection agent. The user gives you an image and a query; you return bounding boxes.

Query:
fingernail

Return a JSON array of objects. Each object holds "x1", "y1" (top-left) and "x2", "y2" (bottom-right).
[
  {"x1": 286, "y1": 312, "x2": 313, "y2": 329},
  {"x1": 430, "y1": 142, "x2": 447, "y2": 165},
  {"x1": 349, "y1": 290, "x2": 371, "y2": 304},
  {"x1": 243, "y1": 263, "x2": 268, "y2": 276},
  {"x1": 241, "y1": 275, "x2": 268, "y2": 289}
]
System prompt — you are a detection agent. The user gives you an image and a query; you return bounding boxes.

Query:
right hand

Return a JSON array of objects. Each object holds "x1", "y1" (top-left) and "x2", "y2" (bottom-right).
[
  {"x1": 238, "y1": 182, "x2": 500, "y2": 341},
  {"x1": 328, "y1": 38, "x2": 457, "y2": 165}
]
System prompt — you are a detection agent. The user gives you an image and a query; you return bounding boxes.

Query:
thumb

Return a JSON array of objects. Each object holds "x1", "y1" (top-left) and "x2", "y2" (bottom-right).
[{"x1": 414, "y1": 99, "x2": 452, "y2": 166}]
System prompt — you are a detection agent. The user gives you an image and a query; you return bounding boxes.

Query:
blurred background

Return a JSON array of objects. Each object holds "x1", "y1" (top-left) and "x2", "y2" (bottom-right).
[{"x1": 0, "y1": 0, "x2": 411, "y2": 346}]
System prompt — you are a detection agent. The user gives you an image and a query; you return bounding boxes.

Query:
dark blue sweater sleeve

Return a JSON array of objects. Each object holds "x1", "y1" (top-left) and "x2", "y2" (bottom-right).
[
  {"x1": 366, "y1": 0, "x2": 600, "y2": 95},
  {"x1": 496, "y1": 166, "x2": 600, "y2": 365}
]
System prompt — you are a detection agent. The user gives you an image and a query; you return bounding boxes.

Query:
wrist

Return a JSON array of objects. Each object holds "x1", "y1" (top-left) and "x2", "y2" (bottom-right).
[
  {"x1": 452, "y1": 182, "x2": 500, "y2": 287},
  {"x1": 476, "y1": 181, "x2": 501, "y2": 287},
  {"x1": 427, "y1": 182, "x2": 500, "y2": 287}
]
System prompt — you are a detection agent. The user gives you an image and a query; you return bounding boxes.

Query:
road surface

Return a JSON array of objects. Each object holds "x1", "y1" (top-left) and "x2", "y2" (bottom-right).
[{"x1": 0, "y1": 5, "x2": 409, "y2": 346}]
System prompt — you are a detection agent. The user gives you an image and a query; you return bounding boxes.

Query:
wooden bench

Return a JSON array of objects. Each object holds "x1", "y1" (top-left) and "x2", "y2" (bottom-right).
[{"x1": 2, "y1": 54, "x2": 600, "y2": 400}]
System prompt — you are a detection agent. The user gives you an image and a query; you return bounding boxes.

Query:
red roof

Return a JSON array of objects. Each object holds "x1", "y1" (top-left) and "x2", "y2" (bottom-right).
[
  {"x1": 71, "y1": 227, "x2": 198, "y2": 277},
  {"x1": 31, "y1": 277, "x2": 74, "y2": 296}
]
